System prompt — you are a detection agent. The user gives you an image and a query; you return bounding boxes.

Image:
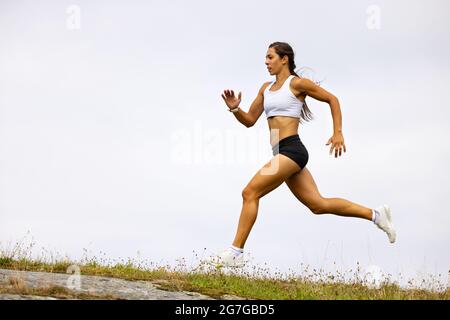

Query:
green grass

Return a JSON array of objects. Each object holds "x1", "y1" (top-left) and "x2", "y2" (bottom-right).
[{"x1": 0, "y1": 237, "x2": 448, "y2": 300}]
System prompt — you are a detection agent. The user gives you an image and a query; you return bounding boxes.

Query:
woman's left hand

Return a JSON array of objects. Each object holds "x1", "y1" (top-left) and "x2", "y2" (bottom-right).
[{"x1": 326, "y1": 132, "x2": 346, "y2": 158}]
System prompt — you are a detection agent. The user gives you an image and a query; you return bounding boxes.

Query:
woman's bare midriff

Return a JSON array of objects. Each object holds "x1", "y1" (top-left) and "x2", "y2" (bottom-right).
[
  {"x1": 268, "y1": 116, "x2": 300, "y2": 147},
  {"x1": 264, "y1": 79, "x2": 306, "y2": 147}
]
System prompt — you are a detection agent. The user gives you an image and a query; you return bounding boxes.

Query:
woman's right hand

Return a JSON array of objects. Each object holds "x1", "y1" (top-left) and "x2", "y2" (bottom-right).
[{"x1": 221, "y1": 89, "x2": 242, "y2": 110}]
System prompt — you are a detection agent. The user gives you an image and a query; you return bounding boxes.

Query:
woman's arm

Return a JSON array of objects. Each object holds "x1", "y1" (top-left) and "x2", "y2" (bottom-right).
[
  {"x1": 292, "y1": 77, "x2": 346, "y2": 157},
  {"x1": 221, "y1": 90, "x2": 251, "y2": 127},
  {"x1": 292, "y1": 77, "x2": 341, "y2": 133},
  {"x1": 238, "y1": 83, "x2": 268, "y2": 127},
  {"x1": 221, "y1": 83, "x2": 268, "y2": 128},
  {"x1": 230, "y1": 106, "x2": 252, "y2": 128}
]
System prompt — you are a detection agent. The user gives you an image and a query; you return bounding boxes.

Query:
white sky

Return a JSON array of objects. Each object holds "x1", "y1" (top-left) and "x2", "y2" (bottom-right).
[{"x1": 1, "y1": 0, "x2": 449, "y2": 289}]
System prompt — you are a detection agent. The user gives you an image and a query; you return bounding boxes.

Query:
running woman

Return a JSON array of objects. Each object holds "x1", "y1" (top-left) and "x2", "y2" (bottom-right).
[{"x1": 210, "y1": 42, "x2": 396, "y2": 268}]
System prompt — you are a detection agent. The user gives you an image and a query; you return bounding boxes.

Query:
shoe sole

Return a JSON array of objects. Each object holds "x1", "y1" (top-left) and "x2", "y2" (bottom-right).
[
  {"x1": 382, "y1": 204, "x2": 396, "y2": 243},
  {"x1": 383, "y1": 204, "x2": 392, "y2": 223}
]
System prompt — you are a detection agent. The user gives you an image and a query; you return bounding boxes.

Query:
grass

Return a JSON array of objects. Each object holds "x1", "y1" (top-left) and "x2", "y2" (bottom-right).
[{"x1": 0, "y1": 236, "x2": 448, "y2": 300}]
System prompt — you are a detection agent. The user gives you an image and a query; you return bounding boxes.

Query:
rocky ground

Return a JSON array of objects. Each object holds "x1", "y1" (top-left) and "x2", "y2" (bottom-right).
[{"x1": 0, "y1": 269, "x2": 244, "y2": 300}]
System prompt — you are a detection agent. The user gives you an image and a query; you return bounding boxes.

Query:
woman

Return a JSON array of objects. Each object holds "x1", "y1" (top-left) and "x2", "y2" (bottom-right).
[{"x1": 211, "y1": 42, "x2": 396, "y2": 268}]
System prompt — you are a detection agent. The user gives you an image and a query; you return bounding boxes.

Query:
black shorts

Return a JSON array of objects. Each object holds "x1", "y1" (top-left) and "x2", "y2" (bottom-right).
[{"x1": 272, "y1": 134, "x2": 309, "y2": 170}]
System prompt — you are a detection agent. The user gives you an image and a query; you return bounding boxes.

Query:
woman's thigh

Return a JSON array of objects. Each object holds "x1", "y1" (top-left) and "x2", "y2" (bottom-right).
[
  {"x1": 243, "y1": 154, "x2": 302, "y2": 199},
  {"x1": 284, "y1": 167, "x2": 324, "y2": 210}
]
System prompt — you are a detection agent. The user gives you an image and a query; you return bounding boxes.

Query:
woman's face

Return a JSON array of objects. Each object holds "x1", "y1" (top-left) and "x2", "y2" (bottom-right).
[{"x1": 265, "y1": 47, "x2": 287, "y2": 75}]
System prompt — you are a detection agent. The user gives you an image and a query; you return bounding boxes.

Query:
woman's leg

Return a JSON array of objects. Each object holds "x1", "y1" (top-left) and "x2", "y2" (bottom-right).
[
  {"x1": 284, "y1": 167, "x2": 373, "y2": 220},
  {"x1": 232, "y1": 154, "x2": 302, "y2": 248}
]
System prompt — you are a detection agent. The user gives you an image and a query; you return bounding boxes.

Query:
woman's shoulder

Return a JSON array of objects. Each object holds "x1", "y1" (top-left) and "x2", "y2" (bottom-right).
[
  {"x1": 291, "y1": 75, "x2": 317, "y2": 88},
  {"x1": 290, "y1": 75, "x2": 303, "y2": 84},
  {"x1": 290, "y1": 76, "x2": 308, "y2": 97},
  {"x1": 263, "y1": 81, "x2": 273, "y2": 89},
  {"x1": 290, "y1": 75, "x2": 313, "y2": 91},
  {"x1": 259, "y1": 81, "x2": 272, "y2": 94}
]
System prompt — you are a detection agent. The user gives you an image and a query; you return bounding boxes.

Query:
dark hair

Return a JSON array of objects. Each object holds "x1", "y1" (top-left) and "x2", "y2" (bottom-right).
[{"x1": 269, "y1": 41, "x2": 322, "y2": 124}]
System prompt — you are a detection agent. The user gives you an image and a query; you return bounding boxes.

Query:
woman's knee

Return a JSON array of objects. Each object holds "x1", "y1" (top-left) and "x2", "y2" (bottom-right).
[
  {"x1": 308, "y1": 198, "x2": 327, "y2": 215},
  {"x1": 242, "y1": 186, "x2": 259, "y2": 201}
]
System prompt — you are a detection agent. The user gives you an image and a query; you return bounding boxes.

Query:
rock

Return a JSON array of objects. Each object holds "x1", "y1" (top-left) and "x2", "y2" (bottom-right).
[
  {"x1": 0, "y1": 294, "x2": 59, "y2": 300},
  {"x1": 0, "y1": 268, "x2": 216, "y2": 300},
  {"x1": 220, "y1": 294, "x2": 247, "y2": 300}
]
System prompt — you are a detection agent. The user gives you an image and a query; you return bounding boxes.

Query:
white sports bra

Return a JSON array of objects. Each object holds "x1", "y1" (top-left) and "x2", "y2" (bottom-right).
[{"x1": 263, "y1": 75, "x2": 304, "y2": 119}]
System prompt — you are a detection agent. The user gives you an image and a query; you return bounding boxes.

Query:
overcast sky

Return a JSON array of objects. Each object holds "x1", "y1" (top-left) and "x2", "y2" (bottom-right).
[{"x1": 1, "y1": 0, "x2": 449, "y2": 289}]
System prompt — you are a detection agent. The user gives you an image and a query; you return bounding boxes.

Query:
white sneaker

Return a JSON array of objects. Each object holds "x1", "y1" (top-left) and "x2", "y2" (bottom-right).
[
  {"x1": 374, "y1": 204, "x2": 396, "y2": 243},
  {"x1": 206, "y1": 248, "x2": 245, "y2": 268}
]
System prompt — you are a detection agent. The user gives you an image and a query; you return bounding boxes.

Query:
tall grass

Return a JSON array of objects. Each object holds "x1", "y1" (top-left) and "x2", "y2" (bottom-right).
[{"x1": 0, "y1": 234, "x2": 448, "y2": 300}]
